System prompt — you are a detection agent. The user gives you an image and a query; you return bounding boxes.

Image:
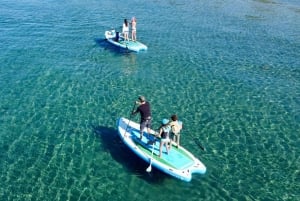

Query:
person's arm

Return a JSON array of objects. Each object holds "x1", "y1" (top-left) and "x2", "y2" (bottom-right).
[
  {"x1": 131, "y1": 109, "x2": 137, "y2": 115},
  {"x1": 169, "y1": 122, "x2": 176, "y2": 133},
  {"x1": 155, "y1": 127, "x2": 162, "y2": 138},
  {"x1": 122, "y1": 24, "x2": 125, "y2": 32},
  {"x1": 131, "y1": 105, "x2": 140, "y2": 116}
]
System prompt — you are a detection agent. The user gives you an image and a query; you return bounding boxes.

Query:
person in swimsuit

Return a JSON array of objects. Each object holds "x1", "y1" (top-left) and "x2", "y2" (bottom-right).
[
  {"x1": 156, "y1": 119, "x2": 171, "y2": 157},
  {"x1": 131, "y1": 95, "x2": 152, "y2": 140},
  {"x1": 169, "y1": 114, "x2": 183, "y2": 148},
  {"x1": 131, "y1": 17, "x2": 137, "y2": 41},
  {"x1": 122, "y1": 19, "x2": 129, "y2": 41}
]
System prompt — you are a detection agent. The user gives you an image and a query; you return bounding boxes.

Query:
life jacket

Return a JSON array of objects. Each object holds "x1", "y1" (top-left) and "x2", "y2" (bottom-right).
[{"x1": 161, "y1": 125, "x2": 171, "y2": 139}]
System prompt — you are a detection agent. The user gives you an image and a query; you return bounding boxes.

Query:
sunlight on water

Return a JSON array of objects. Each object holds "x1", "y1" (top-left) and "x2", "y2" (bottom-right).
[{"x1": 0, "y1": 0, "x2": 299, "y2": 200}]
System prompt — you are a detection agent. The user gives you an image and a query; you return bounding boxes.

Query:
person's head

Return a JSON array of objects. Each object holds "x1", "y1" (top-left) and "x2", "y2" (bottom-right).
[
  {"x1": 124, "y1": 19, "x2": 128, "y2": 25},
  {"x1": 162, "y1": 119, "x2": 169, "y2": 125},
  {"x1": 131, "y1": 17, "x2": 136, "y2": 22},
  {"x1": 171, "y1": 114, "x2": 178, "y2": 121},
  {"x1": 138, "y1": 95, "x2": 146, "y2": 103}
]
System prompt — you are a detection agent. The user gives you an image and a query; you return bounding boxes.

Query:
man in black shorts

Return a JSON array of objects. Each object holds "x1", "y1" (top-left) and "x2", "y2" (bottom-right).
[{"x1": 131, "y1": 95, "x2": 152, "y2": 140}]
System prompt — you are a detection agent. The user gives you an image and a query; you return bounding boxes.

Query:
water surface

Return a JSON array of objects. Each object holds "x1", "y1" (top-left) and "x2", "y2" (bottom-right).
[{"x1": 0, "y1": 0, "x2": 299, "y2": 200}]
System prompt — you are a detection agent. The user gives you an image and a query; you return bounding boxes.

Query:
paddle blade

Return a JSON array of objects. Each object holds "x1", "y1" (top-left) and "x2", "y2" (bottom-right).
[
  {"x1": 146, "y1": 165, "x2": 152, "y2": 173},
  {"x1": 146, "y1": 158, "x2": 152, "y2": 172}
]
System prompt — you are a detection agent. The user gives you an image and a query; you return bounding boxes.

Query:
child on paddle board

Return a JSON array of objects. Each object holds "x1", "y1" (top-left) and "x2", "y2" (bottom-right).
[
  {"x1": 169, "y1": 114, "x2": 183, "y2": 148},
  {"x1": 156, "y1": 119, "x2": 171, "y2": 157}
]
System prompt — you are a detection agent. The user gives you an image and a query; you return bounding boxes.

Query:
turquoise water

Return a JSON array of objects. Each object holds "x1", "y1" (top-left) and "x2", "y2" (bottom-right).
[{"x1": 1, "y1": 0, "x2": 299, "y2": 200}]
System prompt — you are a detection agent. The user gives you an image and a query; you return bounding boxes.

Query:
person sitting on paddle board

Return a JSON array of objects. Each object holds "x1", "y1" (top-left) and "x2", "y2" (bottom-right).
[
  {"x1": 122, "y1": 19, "x2": 129, "y2": 41},
  {"x1": 169, "y1": 114, "x2": 183, "y2": 148},
  {"x1": 156, "y1": 119, "x2": 171, "y2": 157},
  {"x1": 131, "y1": 95, "x2": 152, "y2": 141}
]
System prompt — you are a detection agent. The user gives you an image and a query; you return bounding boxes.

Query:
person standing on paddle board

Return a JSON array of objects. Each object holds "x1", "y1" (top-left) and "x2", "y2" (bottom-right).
[
  {"x1": 131, "y1": 17, "x2": 137, "y2": 41},
  {"x1": 169, "y1": 114, "x2": 183, "y2": 148},
  {"x1": 156, "y1": 119, "x2": 171, "y2": 157},
  {"x1": 122, "y1": 19, "x2": 129, "y2": 41},
  {"x1": 131, "y1": 95, "x2": 152, "y2": 140}
]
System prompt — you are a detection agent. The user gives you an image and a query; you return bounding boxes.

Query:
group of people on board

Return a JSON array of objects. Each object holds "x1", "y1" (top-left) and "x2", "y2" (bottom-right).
[
  {"x1": 122, "y1": 17, "x2": 137, "y2": 42},
  {"x1": 131, "y1": 95, "x2": 183, "y2": 158}
]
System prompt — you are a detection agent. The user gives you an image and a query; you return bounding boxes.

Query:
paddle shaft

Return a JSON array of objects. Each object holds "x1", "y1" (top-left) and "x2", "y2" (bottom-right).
[
  {"x1": 124, "y1": 102, "x2": 137, "y2": 134},
  {"x1": 194, "y1": 138, "x2": 205, "y2": 151},
  {"x1": 146, "y1": 143, "x2": 155, "y2": 172}
]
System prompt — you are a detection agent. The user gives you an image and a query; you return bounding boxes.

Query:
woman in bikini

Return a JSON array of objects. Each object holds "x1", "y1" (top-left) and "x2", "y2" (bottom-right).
[{"x1": 131, "y1": 17, "x2": 137, "y2": 41}]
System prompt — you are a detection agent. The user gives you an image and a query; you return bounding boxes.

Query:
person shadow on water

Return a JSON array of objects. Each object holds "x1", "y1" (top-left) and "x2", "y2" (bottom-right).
[{"x1": 91, "y1": 124, "x2": 166, "y2": 184}]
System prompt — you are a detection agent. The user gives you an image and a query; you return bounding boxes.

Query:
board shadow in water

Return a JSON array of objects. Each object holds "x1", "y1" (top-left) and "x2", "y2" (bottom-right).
[
  {"x1": 91, "y1": 125, "x2": 167, "y2": 184},
  {"x1": 94, "y1": 38, "x2": 132, "y2": 54}
]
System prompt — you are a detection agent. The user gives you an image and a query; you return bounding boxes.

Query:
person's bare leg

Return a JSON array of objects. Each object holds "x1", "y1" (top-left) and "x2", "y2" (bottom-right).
[
  {"x1": 176, "y1": 134, "x2": 180, "y2": 148},
  {"x1": 159, "y1": 143, "x2": 163, "y2": 157}
]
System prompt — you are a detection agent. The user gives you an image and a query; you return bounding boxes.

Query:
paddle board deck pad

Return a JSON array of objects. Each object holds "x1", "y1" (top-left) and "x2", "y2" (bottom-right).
[
  {"x1": 117, "y1": 117, "x2": 206, "y2": 182},
  {"x1": 105, "y1": 30, "x2": 147, "y2": 52}
]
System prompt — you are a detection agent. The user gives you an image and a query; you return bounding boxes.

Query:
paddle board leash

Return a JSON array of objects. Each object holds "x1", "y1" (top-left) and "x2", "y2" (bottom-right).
[
  {"x1": 193, "y1": 138, "x2": 205, "y2": 151},
  {"x1": 146, "y1": 143, "x2": 155, "y2": 172}
]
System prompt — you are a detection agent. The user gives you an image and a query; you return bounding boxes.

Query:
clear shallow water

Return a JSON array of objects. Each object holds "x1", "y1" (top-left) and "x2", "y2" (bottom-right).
[{"x1": 0, "y1": 0, "x2": 299, "y2": 200}]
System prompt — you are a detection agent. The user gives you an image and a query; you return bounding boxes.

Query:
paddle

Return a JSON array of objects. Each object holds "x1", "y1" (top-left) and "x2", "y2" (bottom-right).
[
  {"x1": 124, "y1": 102, "x2": 137, "y2": 133},
  {"x1": 145, "y1": 128, "x2": 161, "y2": 173},
  {"x1": 146, "y1": 142, "x2": 155, "y2": 172},
  {"x1": 193, "y1": 138, "x2": 205, "y2": 151}
]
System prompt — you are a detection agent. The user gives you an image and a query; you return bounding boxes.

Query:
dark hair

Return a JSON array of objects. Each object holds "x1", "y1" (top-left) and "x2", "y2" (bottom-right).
[
  {"x1": 171, "y1": 114, "x2": 178, "y2": 121},
  {"x1": 124, "y1": 19, "x2": 128, "y2": 26}
]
